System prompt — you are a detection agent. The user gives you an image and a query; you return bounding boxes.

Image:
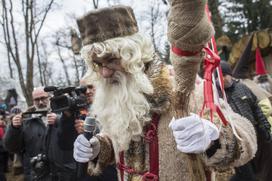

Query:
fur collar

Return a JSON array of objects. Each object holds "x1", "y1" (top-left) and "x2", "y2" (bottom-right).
[{"x1": 144, "y1": 55, "x2": 173, "y2": 114}]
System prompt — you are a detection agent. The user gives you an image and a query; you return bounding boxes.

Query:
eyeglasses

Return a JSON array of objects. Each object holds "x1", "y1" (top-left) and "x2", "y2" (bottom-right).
[
  {"x1": 92, "y1": 58, "x2": 122, "y2": 71},
  {"x1": 33, "y1": 96, "x2": 48, "y2": 102},
  {"x1": 86, "y1": 85, "x2": 94, "y2": 89}
]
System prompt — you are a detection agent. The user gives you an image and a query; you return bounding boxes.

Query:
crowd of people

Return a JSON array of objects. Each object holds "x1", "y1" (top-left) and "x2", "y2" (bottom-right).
[{"x1": 1, "y1": 0, "x2": 272, "y2": 181}]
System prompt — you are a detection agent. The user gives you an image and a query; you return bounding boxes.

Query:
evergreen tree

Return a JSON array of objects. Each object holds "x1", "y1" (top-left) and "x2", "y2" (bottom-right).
[
  {"x1": 208, "y1": 0, "x2": 223, "y2": 38},
  {"x1": 221, "y1": 0, "x2": 272, "y2": 40}
]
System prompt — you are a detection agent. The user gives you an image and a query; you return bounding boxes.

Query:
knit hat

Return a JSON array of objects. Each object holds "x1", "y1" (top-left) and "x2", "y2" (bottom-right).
[
  {"x1": 77, "y1": 5, "x2": 138, "y2": 45},
  {"x1": 255, "y1": 47, "x2": 266, "y2": 75},
  {"x1": 220, "y1": 61, "x2": 232, "y2": 76}
]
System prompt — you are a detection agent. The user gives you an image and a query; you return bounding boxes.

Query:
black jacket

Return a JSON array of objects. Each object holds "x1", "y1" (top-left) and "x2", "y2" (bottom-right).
[
  {"x1": 57, "y1": 114, "x2": 118, "y2": 181},
  {"x1": 3, "y1": 112, "x2": 78, "y2": 181},
  {"x1": 224, "y1": 80, "x2": 271, "y2": 136},
  {"x1": 222, "y1": 80, "x2": 272, "y2": 181}
]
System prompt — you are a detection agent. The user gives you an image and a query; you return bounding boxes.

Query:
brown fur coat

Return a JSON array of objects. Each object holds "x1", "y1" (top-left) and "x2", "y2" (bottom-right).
[{"x1": 86, "y1": 57, "x2": 257, "y2": 181}]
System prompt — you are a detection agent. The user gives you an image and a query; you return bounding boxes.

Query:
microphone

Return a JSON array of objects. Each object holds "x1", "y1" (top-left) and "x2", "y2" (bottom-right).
[
  {"x1": 77, "y1": 116, "x2": 99, "y2": 179},
  {"x1": 83, "y1": 116, "x2": 98, "y2": 140}
]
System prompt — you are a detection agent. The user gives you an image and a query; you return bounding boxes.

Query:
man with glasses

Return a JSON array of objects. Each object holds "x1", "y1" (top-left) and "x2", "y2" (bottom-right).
[
  {"x1": 4, "y1": 87, "x2": 84, "y2": 181},
  {"x1": 3, "y1": 87, "x2": 55, "y2": 181},
  {"x1": 73, "y1": 3, "x2": 257, "y2": 181}
]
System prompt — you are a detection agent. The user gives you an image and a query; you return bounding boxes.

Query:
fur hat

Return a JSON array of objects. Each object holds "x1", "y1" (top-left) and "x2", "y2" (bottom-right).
[{"x1": 77, "y1": 5, "x2": 138, "y2": 45}]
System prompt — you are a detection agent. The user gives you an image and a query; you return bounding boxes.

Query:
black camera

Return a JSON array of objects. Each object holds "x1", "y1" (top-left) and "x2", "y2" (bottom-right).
[
  {"x1": 30, "y1": 153, "x2": 50, "y2": 180},
  {"x1": 44, "y1": 86, "x2": 88, "y2": 113}
]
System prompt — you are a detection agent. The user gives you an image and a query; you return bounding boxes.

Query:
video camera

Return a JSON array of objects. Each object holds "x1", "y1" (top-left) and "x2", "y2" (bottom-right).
[{"x1": 44, "y1": 86, "x2": 88, "y2": 113}]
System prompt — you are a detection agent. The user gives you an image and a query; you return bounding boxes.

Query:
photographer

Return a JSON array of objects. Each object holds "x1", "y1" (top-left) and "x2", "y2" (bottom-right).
[{"x1": 3, "y1": 87, "x2": 84, "y2": 181}]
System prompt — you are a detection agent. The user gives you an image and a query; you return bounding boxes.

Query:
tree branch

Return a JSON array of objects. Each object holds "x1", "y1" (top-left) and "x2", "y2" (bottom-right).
[
  {"x1": 33, "y1": 0, "x2": 54, "y2": 44},
  {"x1": 56, "y1": 40, "x2": 71, "y2": 86},
  {"x1": 2, "y1": 0, "x2": 16, "y2": 62},
  {"x1": 8, "y1": 0, "x2": 21, "y2": 67},
  {"x1": 92, "y1": 0, "x2": 99, "y2": 9}
]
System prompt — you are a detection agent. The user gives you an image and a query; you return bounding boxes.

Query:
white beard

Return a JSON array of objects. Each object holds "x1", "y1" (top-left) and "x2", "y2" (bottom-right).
[{"x1": 92, "y1": 71, "x2": 153, "y2": 157}]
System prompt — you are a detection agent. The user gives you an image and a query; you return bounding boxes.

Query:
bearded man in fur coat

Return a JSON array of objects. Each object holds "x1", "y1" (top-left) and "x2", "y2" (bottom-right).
[{"x1": 73, "y1": 1, "x2": 257, "y2": 180}]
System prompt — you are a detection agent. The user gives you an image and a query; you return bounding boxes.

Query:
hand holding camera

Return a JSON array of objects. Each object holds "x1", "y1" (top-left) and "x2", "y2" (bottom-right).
[
  {"x1": 47, "y1": 112, "x2": 57, "y2": 125},
  {"x1": 12, "y1": 114, "x2": 23, "y2": 128}
]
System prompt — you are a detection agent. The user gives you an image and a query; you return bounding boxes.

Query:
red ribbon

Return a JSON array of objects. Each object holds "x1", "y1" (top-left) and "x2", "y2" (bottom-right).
[
  {"x1": 172, "y1": 46, "x2": 200, "y2": 57},
  {"x1": 200, "y1": 47, "x2": 228, "y2": 126},
  {"x1": 147, "y1": 114, "x2": 160, "y2": 178}
]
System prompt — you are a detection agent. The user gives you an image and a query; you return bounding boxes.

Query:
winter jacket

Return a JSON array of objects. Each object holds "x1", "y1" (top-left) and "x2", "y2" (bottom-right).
[
  {"x1": 4, "y1": 115, "x2": 47, "y2": 180},
  {"x1": 223, "y1": 80, "x2": 272, "y2": 181},
  {"x1": 240, "y1": 79, "x2": 272, "y2": 130},
  {"x1": 58, "y1": 112, "x2": 118, "y2": 181},
  {"x1": 78, "y1": 1, "x2": 257, "y2": 180},
  {"x1": 84, "y1": 58, "x2": 257, "y2": 181},
  {"x1": 3, "y1": 110, "x2": 78, "y2": 181},
  {"x1": 224, "y1": 80, "x2": 271, "y2": 138}
]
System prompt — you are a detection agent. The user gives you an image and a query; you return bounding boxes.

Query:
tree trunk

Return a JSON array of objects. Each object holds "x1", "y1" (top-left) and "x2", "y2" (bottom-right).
[
  {"x1": 73, "y1": 55, "x2": 80, "y2": 85},
  {"x1": 0, "y1": 0, "x2": 55, "y2": 106},
  {"x1": 36, "y1": 42, "x2": 44, "y2": 86},
  {"x1": 208, "y1": 0, "x2": 223, "y2": 38},
  {"x1": 57, "y1": 46, "x2": 71, "y2": 86}
]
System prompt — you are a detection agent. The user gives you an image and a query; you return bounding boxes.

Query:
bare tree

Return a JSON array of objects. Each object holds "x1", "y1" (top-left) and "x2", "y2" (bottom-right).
[
  {"x1": 54, "y1": 28, "x2": 86, "y2": 86},
  {"x1": 0, "y1": 0, "x2": 55, "y2": 106},
  {"x1": 92, "y1": 0, "x2": 99, "y2": 9},
  {"x1": 161, "y1": 0, "x2": 168, "y2": 5},
  {"x1": 40, "y1": 41, "x2": 52, "y2": 86},
  {"x1": 36, "y1": 41, "x2": 44, "y2": 86},
  {"x1": 7, "y1": 50, "x2": 14, "y2": 78},
  {"x1": 34, "y1": 40, "x2": 53, "y2": 86},
  {"x1": 139, "y1": 0, "x2": 168, "y2": 60},
  {"x1": 149, "y1": 1, "x2": 161, "y2": 57},
  {"x1": 72, "y1": 55, "x2": 80, "y2": 85},
  {"x1": 56, "y1": 40, "x2": 72, "y2": 86}
]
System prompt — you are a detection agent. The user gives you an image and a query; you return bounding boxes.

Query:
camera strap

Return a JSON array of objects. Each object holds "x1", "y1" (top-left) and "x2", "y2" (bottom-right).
[{"x1": 45, "y1": 125, "x2": 53, "y2": 156}]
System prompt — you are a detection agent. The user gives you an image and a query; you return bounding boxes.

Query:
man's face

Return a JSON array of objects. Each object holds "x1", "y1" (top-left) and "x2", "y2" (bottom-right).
[
  {"x1": 85, "y1": 84, "x2": 95, "y2": 104},
  {"x1": 93, "y1": 58, "x2": 124, "y2": 79},
  {"x1": 32, "y1": 90, "x2": 49, "y2": 110},
  {"x1": 223, "y1": 74, "x2": 233, "y2": 89}
]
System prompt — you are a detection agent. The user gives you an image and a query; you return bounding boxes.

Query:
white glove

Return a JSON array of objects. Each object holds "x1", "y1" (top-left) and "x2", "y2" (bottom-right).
[
  {"x1": 169, "y1": 113, "x2": 219, "y2": 154},
  {"x1": 73, "y1": 134, "x2": 100, "y2": 163}
]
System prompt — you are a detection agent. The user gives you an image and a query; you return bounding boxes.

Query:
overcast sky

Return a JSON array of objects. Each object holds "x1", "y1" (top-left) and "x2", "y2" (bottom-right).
[
  {"x1": 41, "y1": 0, "x2": 167, "y2": 35},
  {"x1": 0, "y1": 0, "x2": 169, "y2": 86}
]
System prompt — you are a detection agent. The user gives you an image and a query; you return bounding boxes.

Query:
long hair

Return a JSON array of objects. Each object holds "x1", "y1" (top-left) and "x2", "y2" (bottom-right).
[
  {"x1": 81, "y1": 33, "x2": 155, "y2": 157},
  {"x1": 81, "y1": 33, "x2": 155, "y2": 76}
]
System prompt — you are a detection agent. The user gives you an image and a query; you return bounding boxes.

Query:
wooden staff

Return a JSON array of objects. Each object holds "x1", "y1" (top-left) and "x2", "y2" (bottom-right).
[{"x1": 167, "y1": 0, "x2": 215, "y2": 180}]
